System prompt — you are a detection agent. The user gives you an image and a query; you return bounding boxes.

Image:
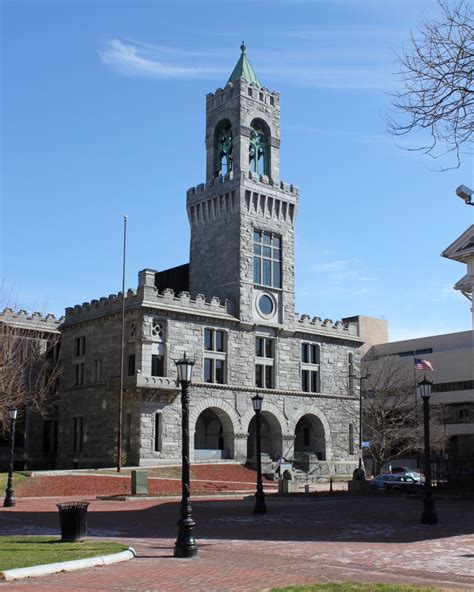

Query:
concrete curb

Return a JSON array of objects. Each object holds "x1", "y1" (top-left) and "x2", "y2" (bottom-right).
[{"x1": 0, "y1": 547, "x2": 136, "y2": 581}]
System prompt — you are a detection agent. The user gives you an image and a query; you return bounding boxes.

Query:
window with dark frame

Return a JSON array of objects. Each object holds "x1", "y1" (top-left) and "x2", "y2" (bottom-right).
[
  {"x1": 154, "y1": 413, "x2": 163, "y2": 452},
  {"x1": 92, "y1": 359, "x2": 101, "y2": 383},
  {"x1": 204, "y1": 328, "x2": 225, "y2": 352},
  {"x1": 301, "y1": 343, "x2": 321, "y2": 393},
  {"x1": 128, "y1": 354, "x2": 136, "y2": 376},
  {"x1": 253, "y1": 230, "x2": 281, "y2": 288},
  {"x1": 151, "y1": 354, "x2": 164, "y2": 377},
  {"x1": 349, "y1": 423, "x2": 354, "y2": 455},
  {"x1": 203, "y1": 328, "x2": 226, "y2": 384},
  {"x1": 75, "y1": 363, "x2": 85, "y2": 386},
  {"x1": 73, "y1": 417, "x2": 83, "y2": 452},
  {"x1": 256, "y1": 337, "x2": 274, "y2": 358},
  {"x1": 74, "y1": 336, "x2": 85, "y2": 356},
  {"x1": 255, "y1": 336, "x2": 275, "y2": 388}
]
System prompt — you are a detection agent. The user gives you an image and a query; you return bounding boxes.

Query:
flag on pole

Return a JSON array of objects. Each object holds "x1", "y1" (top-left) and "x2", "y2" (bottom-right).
[{"x1": 414, "y1": 358, "x2": 433, "y2": 371}]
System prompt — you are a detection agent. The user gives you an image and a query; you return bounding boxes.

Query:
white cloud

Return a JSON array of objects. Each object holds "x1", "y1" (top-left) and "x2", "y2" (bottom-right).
[
  {"x1": 98, "y1": 39, "x2": 225, "y2": 79},
  {"x1": 99, "y1": 38, "x2": 391, "y2": 91}
]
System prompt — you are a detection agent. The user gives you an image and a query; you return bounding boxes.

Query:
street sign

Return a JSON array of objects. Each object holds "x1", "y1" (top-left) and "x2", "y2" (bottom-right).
[{"x1": 361, "y1": 441, "x2": 371, "y2": 448}]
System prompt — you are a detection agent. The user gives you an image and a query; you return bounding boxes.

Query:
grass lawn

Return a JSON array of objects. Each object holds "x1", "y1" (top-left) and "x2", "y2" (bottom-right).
[
  {"x1": 0, "y1": 536, "x2": 128, "y2": 571},
  {"x1": 271, "y1": 584, "x2": 440, "y2": 591},
  {"x1": 0, "y1": 472, "x2": 28, "y2": 493}
]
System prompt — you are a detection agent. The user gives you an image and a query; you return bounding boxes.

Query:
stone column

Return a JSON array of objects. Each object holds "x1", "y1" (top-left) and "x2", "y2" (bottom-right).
[
  {"x1": 282, "y1": 434, "x2": 295, "y2": 460},
  {"x1": 234, "y1": 433, "x2": 249, "y2": 462}
]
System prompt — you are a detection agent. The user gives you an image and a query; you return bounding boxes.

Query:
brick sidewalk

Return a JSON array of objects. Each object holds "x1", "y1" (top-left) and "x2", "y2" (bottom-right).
[{"x1": 1, "y1": 494, "x2": 473, "y2": 591}]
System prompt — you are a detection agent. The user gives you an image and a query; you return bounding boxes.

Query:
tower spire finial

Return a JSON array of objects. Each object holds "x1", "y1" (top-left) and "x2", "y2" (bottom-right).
[{"x1": 227, "y1": 42, "x2": 260, "y2": 87}]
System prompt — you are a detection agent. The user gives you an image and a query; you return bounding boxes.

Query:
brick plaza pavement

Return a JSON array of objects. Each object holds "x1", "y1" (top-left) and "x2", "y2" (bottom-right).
[{"x1": 0, "y1": 493, "x2": 473, "y2": 591}]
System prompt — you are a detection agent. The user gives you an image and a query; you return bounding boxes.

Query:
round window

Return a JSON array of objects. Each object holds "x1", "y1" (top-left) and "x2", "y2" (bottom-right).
[{"x1": 259, "y1": 295, "x2": 274, "y2": 316}]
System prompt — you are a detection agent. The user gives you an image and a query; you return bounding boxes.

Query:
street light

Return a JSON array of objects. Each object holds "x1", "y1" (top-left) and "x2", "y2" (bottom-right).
[
  {"x1": 3, "y1": 408, "x2": 18, "y2": 508},
  {"x1": 418, "y1": 375, "x2": 438, "y2": 525},
  {"x1": 174, "y1": 353, "x2": 198, "y2": 558},
  {"x1": 349, "y1": 373, "x2": 371, "y2": 472},
  {"x1": 455, "y1": 184, "x2": 473, "y2": 206},
  {"x1": 251, "y1": 393, "x2": 266, "y2": 515}
]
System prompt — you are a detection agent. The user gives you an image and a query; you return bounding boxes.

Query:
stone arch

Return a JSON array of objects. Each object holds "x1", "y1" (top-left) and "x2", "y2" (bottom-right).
[
  {"x1": 247, "y1": 411, "x2": 283, "y2": 461},
  {"x1": 191, "y1": 397, "x2": 240, "y2": 431},
  {"x1": 214, "y1": 119, "x2": 233, "y2": 177},
  {"x1": 241, "y1": 399, "x2": 287, "y2": 435},
  {"x1": 242, "y1": 400, "x2": 287, "y2": 462},
  {"x1": 191, "y1": 398, "x2": 240, "y2": 461},
  {"x1": 290, "y1": 406, "x2": 332, "y2": 461},
  {"x1": 249, "y1": 118, "x2": 271, "y2": 176},
  {"x1": 294, "y1": 414, "x2": 326, "y2": 460}
]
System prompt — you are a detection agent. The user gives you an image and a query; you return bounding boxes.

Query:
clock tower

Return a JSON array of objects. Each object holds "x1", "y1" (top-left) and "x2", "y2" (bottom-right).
[{"x1": 187, "y1": 44, "x2": 299, "y2": 328}]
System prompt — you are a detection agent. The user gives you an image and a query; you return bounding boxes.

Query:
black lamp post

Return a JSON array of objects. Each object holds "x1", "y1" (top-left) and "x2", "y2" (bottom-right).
[
  {"x1": 358, "y1": 374, "x2": 370, "y2": 471},
  {"x1": 174, "y1": 353, "x2": 198, "y2": 558},
  {"x1": 418, "y1": 375, "x2": 438, "y2": 525},
  {"x1": 251, "y1": 393, "x2": 266, "y2": 515},
  {"x1": 3, "y1": 408, "x2": 18, "y2": 508},
  {"x1": 349, "y1": 373, "x2": 370, "y2": 471}
]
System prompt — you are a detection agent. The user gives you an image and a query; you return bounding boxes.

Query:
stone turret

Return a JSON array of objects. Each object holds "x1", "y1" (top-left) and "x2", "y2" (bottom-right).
[{"x1": 188, "y1": 45, "x2": 298, "y2": 328}]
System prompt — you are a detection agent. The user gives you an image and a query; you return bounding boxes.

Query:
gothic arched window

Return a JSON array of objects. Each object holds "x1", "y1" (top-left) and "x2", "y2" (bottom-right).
[
  {"x1": 249, "y1": 119, "x2": 270, "y2": 176},
  {"x1": 214, "y1": 120, "x2": 233, "y2": 177}
]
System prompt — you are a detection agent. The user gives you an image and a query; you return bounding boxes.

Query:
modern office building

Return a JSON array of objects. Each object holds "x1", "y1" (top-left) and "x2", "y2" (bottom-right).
[{"x1": 367, "y1": 331, "x2": 474, "y2": 466}]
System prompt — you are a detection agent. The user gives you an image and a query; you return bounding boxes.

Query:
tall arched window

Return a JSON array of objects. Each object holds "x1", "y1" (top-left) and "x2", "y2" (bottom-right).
[
  {"x1": 249, "y1": 119, "x2": 270, "y2": 176},
  {"x1": 214, "y1": 120, "x2": 233, "y2": 177}
]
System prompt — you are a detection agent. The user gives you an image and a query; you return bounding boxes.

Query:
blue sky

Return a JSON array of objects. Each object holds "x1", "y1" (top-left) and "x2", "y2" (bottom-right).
[{"x1": 1, "y1": 0, "x2": 473, "y2": 341}]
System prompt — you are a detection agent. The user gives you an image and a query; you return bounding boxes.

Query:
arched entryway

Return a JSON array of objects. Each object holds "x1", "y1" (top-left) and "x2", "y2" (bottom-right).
[
  {"x1": 247, "y1": 411, "x2": 282, "y2": 461},
  {"x1": 295, "y1": 414, "x2": 326, "y2": 460},
  {"x1": 194, "y1": 408, "x2": 234, "y2": 460}
]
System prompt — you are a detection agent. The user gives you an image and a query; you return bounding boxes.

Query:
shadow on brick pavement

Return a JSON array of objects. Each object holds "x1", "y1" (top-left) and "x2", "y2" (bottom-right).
[{"x1": 0, "y1": 494, "x2": 473, "y2": 591}]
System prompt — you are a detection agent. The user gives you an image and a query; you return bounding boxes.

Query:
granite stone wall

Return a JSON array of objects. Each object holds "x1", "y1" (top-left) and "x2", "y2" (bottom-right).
[{"x1": 58, "y1": 295, "x2": 361, "y2": 472}]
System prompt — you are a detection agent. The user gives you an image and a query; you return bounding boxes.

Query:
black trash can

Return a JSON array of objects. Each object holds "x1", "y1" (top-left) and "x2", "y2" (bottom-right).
[{"x1": 57, "y1": 501, "x2": 89, "y2": 542}]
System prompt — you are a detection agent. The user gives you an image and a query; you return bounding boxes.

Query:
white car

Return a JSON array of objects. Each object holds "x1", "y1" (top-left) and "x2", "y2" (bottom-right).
[{"x1": 390, "y1": 467, "x2": 424, "y2": 483}]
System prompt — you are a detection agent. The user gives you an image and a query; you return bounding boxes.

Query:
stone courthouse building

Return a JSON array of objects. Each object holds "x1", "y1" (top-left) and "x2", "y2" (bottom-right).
[{"x1": 57, "y1": 46, "x2": 369, "y2": 474}]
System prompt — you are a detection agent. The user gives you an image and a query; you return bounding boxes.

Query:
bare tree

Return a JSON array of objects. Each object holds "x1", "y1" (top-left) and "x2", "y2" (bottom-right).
[
  {"x1": 0, "y1": 316, "x2": 61, "y2": 432},
  {"x1": 388, "y1": 0, "x2": 474, "y2": 167},
  {"x1": 361, "y1": 356, "x2": 447, "y2": 475}
]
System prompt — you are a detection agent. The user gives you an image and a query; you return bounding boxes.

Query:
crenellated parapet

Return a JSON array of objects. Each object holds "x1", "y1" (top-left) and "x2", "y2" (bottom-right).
[
  {"x1": 0, "y1": 308, "x2": 63, "y2": 332},
  {"x1": 187, "y1": 170, "x2": 299, "y2": 202},
  {"x1": 187, "y1": 171, "x2": 299, "y2": 228},
  {"x1": 206, "y1": 78, "x2": 280, "y2": 113},
  {"x1": 142, "y1": 287, "x2": 231, "y2": 317},
  {"x1": 64, "y1": 289, "x2": 140, "y2": 325},
  {"x1": 63, "y1": 283, "x2": 234, "y2": 326},
  {"x1": 295, "y1": 313, "x2": 360, "y2": 339}
]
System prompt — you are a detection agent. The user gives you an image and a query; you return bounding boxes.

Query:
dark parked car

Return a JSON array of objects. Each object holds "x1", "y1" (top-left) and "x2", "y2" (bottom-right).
[{"x1": 370, "y1": 474, "x2": 422, "y2": 492}]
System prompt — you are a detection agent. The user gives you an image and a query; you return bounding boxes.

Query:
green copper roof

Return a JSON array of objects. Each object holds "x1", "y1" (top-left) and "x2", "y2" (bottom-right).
[{"x1": 227, "y1": 42, "x2": 261, "y2": 86}]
